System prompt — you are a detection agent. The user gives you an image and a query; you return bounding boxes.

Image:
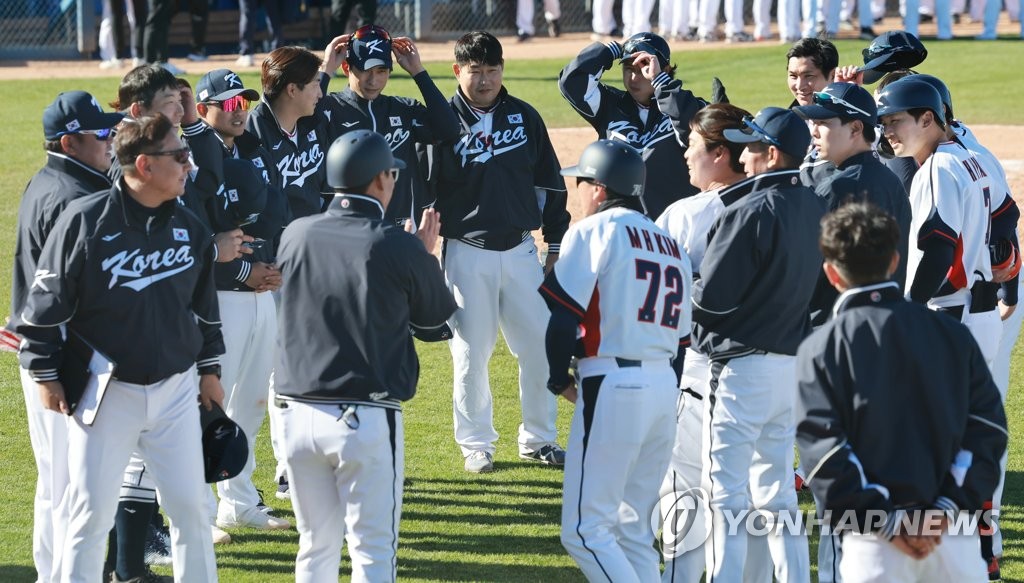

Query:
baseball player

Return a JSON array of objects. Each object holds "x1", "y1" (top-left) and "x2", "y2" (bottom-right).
[
  {"x1": 796, "y1": 202, "x2": 1007, "y2": 583},
  {"x1": 274, "y1": 130, "x2": 456, "y2": 582},
  {"x1": 324, "y1": 25, "x2": 459, "y2": 227},
  {"x1": 542, "y1": 139, "x2": 690, "y2": 581},
  {"x1": 433, "y1": 31, "x2": 570, "y2": 473},
  {"x1": 696, "y1": 107, "x2": 824, "y2": 582},
  {"x1": 653, "y1": 102, "x2": 751, "y2": 583},
  {"x1": 784, "y1": 38, "x2": 840, "y2": 186},
  {"x1": 194, "y1": 69, "x2": 293, "y2": 533},
  {"x1": 516, "y1": 0, "x2": 561, "y2": 40},
  {"x1": 6, "y1": 91, "x2": 122, "y2": 583},
  {"x1": 247, "y1": 38, "x2": 346, "y2": 219},
  {"x1": 793, "y1": 82, "x2": 912, "y2": 323},
  {"x1": 559, "y1": 32, "x2": 706, "y2": 218},
  {"x1": 18, "y1": 113, "x2": 224, "y2": 583}
]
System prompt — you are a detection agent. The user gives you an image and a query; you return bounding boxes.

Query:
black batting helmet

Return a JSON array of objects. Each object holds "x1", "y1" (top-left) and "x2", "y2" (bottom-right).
[
  {"x1": 875, "y1": 77, "x2": 945, "y2": 128},
  {"x1": 622, "y1": 32, "x2": 671, "y2": 70},
  {"x1": 325, "y1": 130, "x2": 406, "y2": 191},
  {"x1": 561, "y1": 139, "x2": 645, "y2": 198},
  {"x1": 199, "y1": 402, "x2": 249, "y2": 484},
  {"x1": 910, "y1": 74, "x2": 954, "y2": 123}
]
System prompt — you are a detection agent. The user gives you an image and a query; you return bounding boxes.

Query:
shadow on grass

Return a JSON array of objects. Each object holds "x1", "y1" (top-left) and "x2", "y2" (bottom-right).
[
  {"x1": 0, "y1": 566, "x2": 37, "y2": 582},
  {"x1": 401, "y1": 531, "x2": 564, "y2": 555},
  {"x1": 397, "y1": 558, "x2": 581, "y2": 581}
]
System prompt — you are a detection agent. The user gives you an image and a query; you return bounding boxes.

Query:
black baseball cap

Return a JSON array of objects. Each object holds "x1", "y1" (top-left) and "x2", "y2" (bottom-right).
[
  {"x1": 794, "y1": 82, "x2": 878, "y2": 125},
  {"x1": 346, "y1": 25, "x2": 393, "y2": 71},
  {"x1": 43, "y1": 91, "x2": 123, "y2": 141},
  {"x1": 621, "y1": 32, "x2": 671, "y2": 69},
  {"x1": 198, "y1": 401, "x2": 249, "y2": 483},
  {"x1": 858, "y1": 31, "x2": 928, "y2": 85},
  {"x1": 723, "y1": 107, "x2": 811, "y2": 159},
  {"x1": 222, "y1": 158, "x2": 268, "y2": 228},
  {"x1": 196, "y1": 69, "x2": 259, "y2": 104}
]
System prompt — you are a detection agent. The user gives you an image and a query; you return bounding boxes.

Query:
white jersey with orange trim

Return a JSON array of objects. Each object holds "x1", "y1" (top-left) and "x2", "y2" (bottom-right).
[
  {"x1": 546, "y1": 206, "x2": 692, "y2": 360},
  {"x1": 655, "y1": 187, "x2": 728, "y2": 274},
  {"x1": 905, "y1": 140, "x2": 994, "y2": 309}
]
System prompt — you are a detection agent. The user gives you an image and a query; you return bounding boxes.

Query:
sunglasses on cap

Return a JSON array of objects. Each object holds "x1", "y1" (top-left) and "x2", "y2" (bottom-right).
[
  {"x1": 206, "y1": 95, "x2": 251, "y2": 113},
  {"x1": 142, "y1": 146, "x2": 191, "y2": 165},
  {"x1": 741, "y1": 115, "x2": 782, "y2": 148},
  {"x1": 57, "y1": 127, "x2": 116, "y2": 140},
  {"x1": 813, "y1": 91, "x2": 873, "y2": 119},
  {"x1": 353, "y1": 24, "x2": 391, "y2": 41}
]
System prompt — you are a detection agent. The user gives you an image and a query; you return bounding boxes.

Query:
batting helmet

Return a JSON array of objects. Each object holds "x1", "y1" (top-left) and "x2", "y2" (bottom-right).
[
  {"x1": 858, "y1": 31, "x2": 928, "y2": 84},
  {"x1": 875, "y1": 77, "x2": 945, "y2": 127},
  {"x1": 199, "y1": 402, "x2": 249, "y2": 484},
  {"x1": 910, "y1": 74, "x2": 954, "y2": 123},
  {"x1": 622, "y1": 32, "x2": 671, "y2": 70},
  {"x1": 561, "y1": 139, "x2": 646, "y2": 198},
  {"x1": 325, "y1": 130, "x2": 406, "y2": 191}
]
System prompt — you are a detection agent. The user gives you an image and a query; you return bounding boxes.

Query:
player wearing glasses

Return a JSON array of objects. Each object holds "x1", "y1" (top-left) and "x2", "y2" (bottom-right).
[
  {"x1": 17, "y1": 113, "x2": 225, "y2": 583},
  {"x1": 794, "y1": 82, "x2": 911, "y2": 325},
  {"x1": 325, "y1": 25, "x2": 459, "y2": 227},
  {"x1": 695, "y1": 106, "x2": 824, "y2": 582},
  {"x1": 6, "y1": 90, "x2": 122, "y2": 583}
]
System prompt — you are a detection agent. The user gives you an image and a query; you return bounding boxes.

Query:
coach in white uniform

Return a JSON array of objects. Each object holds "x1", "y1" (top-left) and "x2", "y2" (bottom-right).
[
  {"x1": 18, "y1": 113, "x2": 223, "y2": 583},
  {"x1": 274, "y1": 130, "x2": 456, "y2": 582},
  {"x1": 543, "y1": 140, "x2": 691, "y2": 581}
]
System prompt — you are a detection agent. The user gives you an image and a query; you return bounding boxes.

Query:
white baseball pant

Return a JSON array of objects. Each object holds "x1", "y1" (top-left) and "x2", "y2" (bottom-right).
[
  {"x1": 561, "y1": 358, "x2": 677, "y2": 582},
  {"x1": 660, "y1": 349, "x2": 709, "y2": 583},
  {"x1": 820, "y1": 0, "x2": 844, "y2": 34},
  {"x1": 988, "y1": 284, "x2": 1023, "y2": 558},
  {"x1": 444, "y1": 238, "x2": 557, "y2": 458},
  {"x1": 802, "y1": 0, "x2": 821, "y2": 37},
  {"x1": 622, "y1": 0, "x2": 656, "y2": 36},
  {"x1": 777, "y1": 0, "x2": 803, "y2": 41},
  {"x1": 702, "y1": 353, "x2": 810, "y2": 583},
  {"x1": 722, "y1": 0, "x2": 746, "y2": 35},
  {"x1": 592, "y1": 0, "x2": 618, "y2": 34},
  {"x1": 268, "y1": 289, "x2": 287, "y2": 484},
  {"x1": 516, "y1": 0, "x2": 561, "y2": 35},
  {"x1": 61, "y1": 368, "x2": 216, "y2": 583},
  {"x1": 659, "y1": 0, "x2": 696, "y2": 36},
  {"x1": 963, "y1": 308, "x2": 1001, "y2": 368},
  {"x1": 752, "y1": 0, "x2": 772, "y2": 38},
  {"x1": 21, "y1": 367, "x2": 70, "y2": 583},
  {"x1": 214, "y1": 290, "x2": 277, "y2": 523},
  {"x1": 279, "y1": 402, "x2": 402, "y2": 583},
  {"x1": 839, "y1": 531, "x2": 987, "y2": 582}
]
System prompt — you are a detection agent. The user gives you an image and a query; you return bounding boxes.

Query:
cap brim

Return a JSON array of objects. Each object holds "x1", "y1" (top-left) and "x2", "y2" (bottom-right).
[
  {"x1": 392, "y1": 158, "x2": 407, "y2": 170},
  {"x1": 859, "y1": 67, "x2": 887, "y2": 85},
  {"x1": 84, "y1": 111, "x2": 125, "y2": 131},
  {"x1": 359, "y1": 58, "x2": 391, "y2": 70},
  {"x1": 560, "y1": 164, "x2": 585, "y2": 177},
  {"x1": 722, "y1": 128, "x2": 761, "y2": 144},
  {"x1": 793, "y1": 104, "x2": 840, "y2": 120},
  {"x1": 207, "y1": 88, "x2": 260, "y2": 103}
]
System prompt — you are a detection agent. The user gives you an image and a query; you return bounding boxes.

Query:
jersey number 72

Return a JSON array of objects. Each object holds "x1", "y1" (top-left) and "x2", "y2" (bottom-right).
[{"x1": 635, "y1": 259, "x2": 684, "y2": 328}]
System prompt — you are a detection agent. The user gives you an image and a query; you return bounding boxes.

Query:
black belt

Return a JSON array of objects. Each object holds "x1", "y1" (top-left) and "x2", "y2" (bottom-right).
[
  {"x1": 459, "y1": 231, "x2": 530, "y2": 252},
  {"x1": 970, "y1": 281, "x2": 999, "y2": 313},
  {"x1": 614, "y1": 357, "x2": 642, "y2": 368},
  {"x1": 113, "y1": 372, "x2": 160, "y2": 385}
]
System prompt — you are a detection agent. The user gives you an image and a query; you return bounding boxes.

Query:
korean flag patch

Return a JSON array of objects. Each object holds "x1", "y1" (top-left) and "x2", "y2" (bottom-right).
[
  {"x1": 507, "y1": 113, "x2": 523, "y2": 124},
  {"x1": 307, "y1": 130, "x2": 317, "y2": 142},
  {"x1": 390, "y1": 116, "x2": 402, "y2": 127},
  {"x1": 227, "y1": 189, "x2": 239, "y2": 202},
  {"x1": 173, "y1": 228, "x2": 189, "y2": 242},
  {"x1": 65, "y1": 119, "x2": 81, "y2": 132}
]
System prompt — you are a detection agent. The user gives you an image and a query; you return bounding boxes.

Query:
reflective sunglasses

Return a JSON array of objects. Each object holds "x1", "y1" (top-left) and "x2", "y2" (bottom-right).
[
  {"x1": 142, "y1": 146, "x2": 191, "y2": 165},
  {"x1": 80, "y1": 128, "x2": 116, "y2": 141},
  {"x1": 813, "y1": 91, "x2": 873, "y2": 119},
  {"x1": 741, "y1": 115, "x2": 782, "y2": 148},
  {"x1": 353, "y1": 24, "x2": 392, "y2": 41},
  {"x1": 207, "y1": 94, "x2": 251, "y2": 113}
]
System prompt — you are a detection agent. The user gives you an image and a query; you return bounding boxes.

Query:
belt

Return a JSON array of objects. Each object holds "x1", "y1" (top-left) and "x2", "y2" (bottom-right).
[
  {"x1": 970, "y1": 281, "x2": 999, "y2": 314},
  {"x1": 458, "y1": 231, "x2": 531, "y2": 252},
  {"x1": 576, "y1": 356, "x2": 671, "y2": 379}
]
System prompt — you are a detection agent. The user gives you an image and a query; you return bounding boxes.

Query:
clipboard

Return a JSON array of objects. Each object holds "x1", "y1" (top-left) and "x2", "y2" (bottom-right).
[{"x1": 59, "y1": 330, "x2": 115, "y2": 425}]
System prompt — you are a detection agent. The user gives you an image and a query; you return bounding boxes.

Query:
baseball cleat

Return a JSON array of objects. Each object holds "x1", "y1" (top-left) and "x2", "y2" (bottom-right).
[
  {"x1": 235, "y1": 54, "x2": 255, "y2": 68},
  {"x1": 217, "y1": 509, "x2": 292, "y2": 531},
  {"x1": 519, "y1": 444, "x2": 566, "y2": 467},
  {"x1": 464, "y1": 450, "x2": 494, "y2": 473},
  {"x1": 211, "y1": 525, "x2": 232, "y2": 545},
  {"x1": 275, "y1": 474, "x2": 291, "y2": 500},
  {"x1": 111, "y1": 566, "x2": 173, "y2": 582}
]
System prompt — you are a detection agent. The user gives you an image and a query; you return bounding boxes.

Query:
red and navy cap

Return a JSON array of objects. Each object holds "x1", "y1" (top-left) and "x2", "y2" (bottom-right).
[{"x1": 346, "y1": 25, "x2": 393, "y2": 71}]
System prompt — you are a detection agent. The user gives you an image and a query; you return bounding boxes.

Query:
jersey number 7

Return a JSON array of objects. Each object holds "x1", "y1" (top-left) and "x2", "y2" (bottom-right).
[{"x1": 636, "y1": 259, "x2": 684, "y2": 328}]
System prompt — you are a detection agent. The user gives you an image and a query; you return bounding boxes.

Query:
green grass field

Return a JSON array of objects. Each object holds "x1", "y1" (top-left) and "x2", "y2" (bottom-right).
[{"x1": 1, "y1": 39, "x2": 1024, "y2": 581}]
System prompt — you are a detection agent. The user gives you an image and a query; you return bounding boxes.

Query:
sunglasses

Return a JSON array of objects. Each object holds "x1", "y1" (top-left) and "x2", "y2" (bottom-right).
[
  {"x1": 142, "y1": 146, "x2": 191, "y2": 165},
  {"x1": 353, "y1": 24, "x2": 391, "y2": 41},
  {"x1": 741, "y1": 115, "x2": 782, "y2": 148},
  {"x1": 81, "y1": 128, "x2": 115, "y2": 141},
  {"x1": 813, "y1": 91, "x2": 873, "y2": 119},
  {"x1": 207, "y1": 95, "x2": 251, "y2": 113}
]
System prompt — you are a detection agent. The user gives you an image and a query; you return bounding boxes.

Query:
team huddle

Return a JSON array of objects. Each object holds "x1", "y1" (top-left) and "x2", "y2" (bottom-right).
[{"x1": 8, "y1": 22, "x2": 1016, "y2": 583}]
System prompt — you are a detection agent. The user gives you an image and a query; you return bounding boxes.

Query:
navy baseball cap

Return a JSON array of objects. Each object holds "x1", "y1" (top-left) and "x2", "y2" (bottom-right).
[
  {"x1": 43, "y1": 91, "x2": 123, "y2": 141},
  {"x1": 346, "y1": 25, "x2": 393, "y2": 71},
  {"x1": 622, "y1": 32, "x2": 671, "y2": 69},
  {"x1": 723, "y1": 107, "x2": 811, "y2": 159},
  {"x1": 196, "y1": 69, "x2": 259, "y2": 104},
  {"x1": 858, "y1": 31, "x2": 927, "y2": 85},
  {"x1": 794, "y1": 82, "x2": 877, "y2": 125},
  {"x1": 199, "y1": 401, "x2": 249, "y2": 483}
]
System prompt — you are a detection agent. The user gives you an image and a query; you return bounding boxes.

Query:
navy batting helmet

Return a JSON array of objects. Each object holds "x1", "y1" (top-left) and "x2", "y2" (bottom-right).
[
  {"x1": 561, "y1": 139, "x2": 646, "y2": 198},
  {"x1": 622, "y1": 32, "x2": 671, "y2": 70},
  {"x1": 910, "y1": 74, "x2": 954, "y2": 123},
  {"x1": 325, "y1": 130, "x2": 406, "y2": 191},
  {"x1": 199, "y1": 402, "x2": 249, "y2": 483},
  {"x1": 875, "y1": 77, "x2": 945, "y2": 127}
]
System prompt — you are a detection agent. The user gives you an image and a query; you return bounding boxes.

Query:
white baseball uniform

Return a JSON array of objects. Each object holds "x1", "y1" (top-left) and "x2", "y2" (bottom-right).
[
  {"x1": 516, "y1": 0, "x2": 562, "y2": 35},
  {"x1": 543, "y1": 206, "x2": 692, "y2": 581},
  {"x1": 591, "y1": 0, "x2": 618, "y2": 35},
  {"x1": 840, "y1": 532, "x2": 987, "y2": 582}
]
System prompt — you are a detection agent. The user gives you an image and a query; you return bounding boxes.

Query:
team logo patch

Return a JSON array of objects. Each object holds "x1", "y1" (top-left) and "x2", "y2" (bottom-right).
[
  {"x1": 272, "y1": 141, "x2": 283, "y2": 151},
  {"x1": 870, "y1": 291, "x2": 882, "y2": 302},
  {"x1": 341, "y1": 121, "x2": 359, "y2": 128},
  {"x1": 307, "y1": 130, "x2": 317, "y2": 142},
  {"x1": 173, "y1": 228, "x2": 189, "y2": 242},
  {"x1": 65, "y1": 119, "x2": 80, "y2": 132},
  {"x1": 507, "y1": 113, "x2": 523, "y2": 124},
  {"x1": 252, "y1": 157, "x2": 264, "y2": 169},
  {"x1": 224, "y1": 72, "x2": 241, "y2": 87},
  {"x1": 340, "y1": 198, "x2": 350, "y2": 208},
  {"x1": 390, "y1": 116, "x2": 402, "y2": 127},
  {"x1": 227, "y1": 189, "x2": 239, "y2": 202}
]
